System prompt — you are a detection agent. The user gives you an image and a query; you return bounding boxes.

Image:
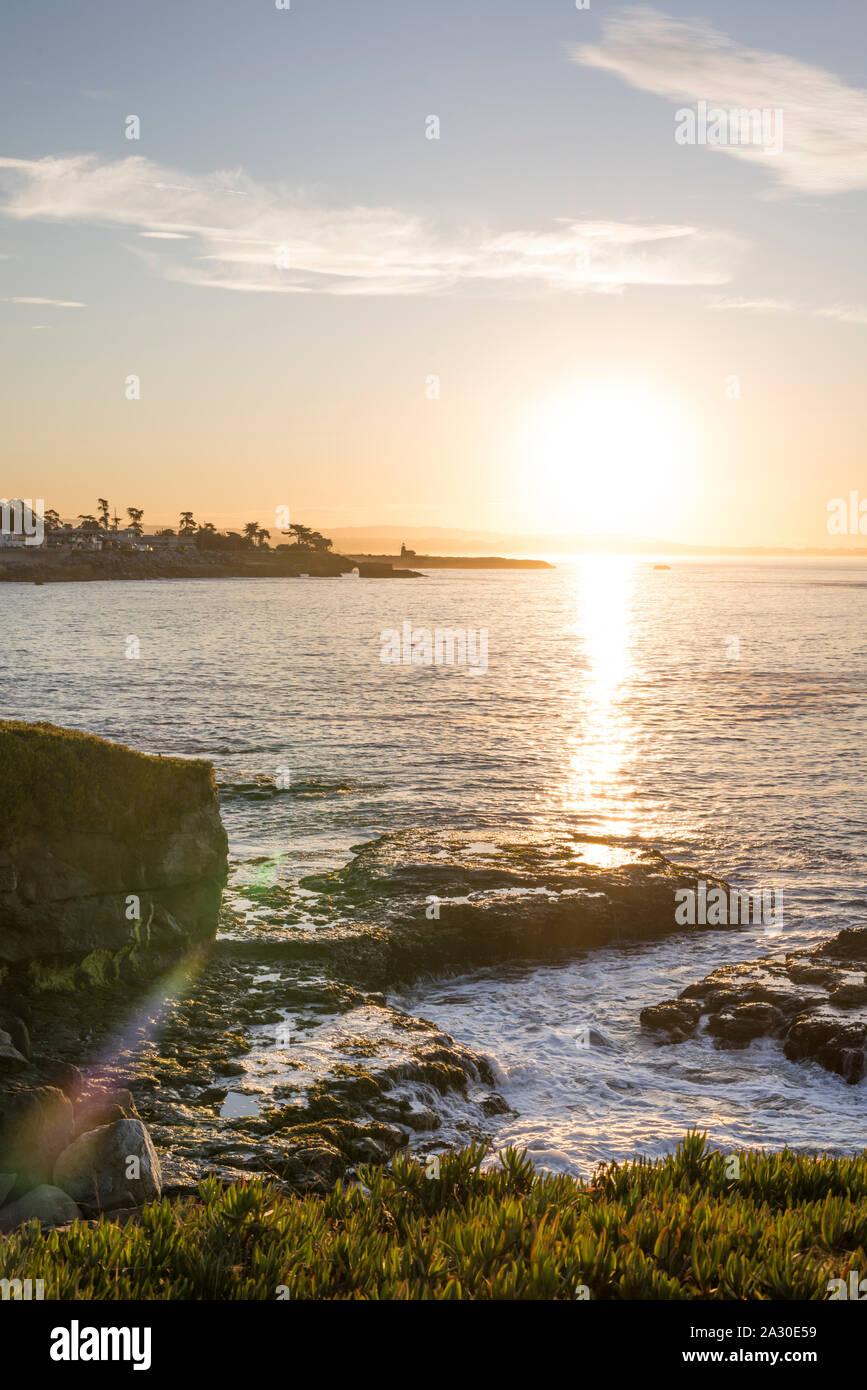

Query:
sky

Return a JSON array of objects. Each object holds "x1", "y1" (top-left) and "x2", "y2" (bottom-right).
[{"x1": 2, "y1": 0, "x2": 867, "y2": 547}]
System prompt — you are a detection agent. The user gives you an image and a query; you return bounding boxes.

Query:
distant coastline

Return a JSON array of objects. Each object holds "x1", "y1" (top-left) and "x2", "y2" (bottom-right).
[
  {"x1": 0, "y1": 548, "x2": 423, "y2": 583},
  {"x1": 0, "y1": 546, "x2": 556, "y2": 583},
  {"x1": 349, "y1": 552, "x2": 554, "y2": 570}
]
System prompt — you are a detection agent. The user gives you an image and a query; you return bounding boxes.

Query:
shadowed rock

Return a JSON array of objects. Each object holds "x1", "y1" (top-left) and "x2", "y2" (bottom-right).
[{"x1": 0, "y1": 722, "x2": 228, "y2": 976}]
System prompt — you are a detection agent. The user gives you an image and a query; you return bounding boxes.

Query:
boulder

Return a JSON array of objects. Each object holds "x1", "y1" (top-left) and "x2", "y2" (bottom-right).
[
  {"x1": 0, "y1": 1007, "x2": 31, "y2": 1060},
  {"x1": 53, "y1": 1118, "x2": 162, "y2": 1211},
  {"x1": 0, "y1": 1029, "x2": 29, "y2": 1073},
  {"x1": 73, "y1": 1087, "x2": 140, "y2": 1138},
  {"x1": 0, "y1": 1183, "x2": 81, "y2": 1231},
  {"x1": 0, "y1": 1086, "x2": 75, "y2": 1195}
]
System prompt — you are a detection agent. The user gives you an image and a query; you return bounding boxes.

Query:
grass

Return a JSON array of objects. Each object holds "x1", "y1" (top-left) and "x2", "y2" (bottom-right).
[
  {"x1": 0, "y1": 721, "x2": 216, "y2": 839},
  {"x1": 2, "y1": 1134, "x2": 866, "y2": 1299}
]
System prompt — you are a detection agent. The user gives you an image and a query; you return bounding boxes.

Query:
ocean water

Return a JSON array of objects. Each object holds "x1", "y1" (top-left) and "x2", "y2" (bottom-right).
[{"x1": 2, "y1": 556, "x2": 866, "y2": 1172}]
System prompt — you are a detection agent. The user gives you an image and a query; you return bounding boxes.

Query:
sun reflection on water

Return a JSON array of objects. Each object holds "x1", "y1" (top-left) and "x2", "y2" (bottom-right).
[{"x1": 563, "y1": 556, "x2": 638, "y2": 835}]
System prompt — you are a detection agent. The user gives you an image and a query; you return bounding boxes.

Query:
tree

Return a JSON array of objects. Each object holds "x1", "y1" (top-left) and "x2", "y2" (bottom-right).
[
  {"x1": 126, "y1": 507, "x2": 144, "y2": 537},
  {"x1": 257, "y1": 528, "x2": 271, "y2": 548},
  {"x1": 97, "y1": 498, "x2": 111, "y2": 529},
  {"x1": 282, "y1": 522, "x2": 333, "y2": 551},
  {"x1": 155, "y1": 528, "x2": 175, "y2": 537},
  {"x1": 179, "y1": 512, "x2": 198, "y2": 535},
  {"x1": 77, "y1": 514, "x2": 100, "y2": 531},
  {"x1": 42, "y1": 508, "x2": 62, "y2": 532},
  {"x1": 242, "y1": 521, "x2": 260, "y2": 548}
]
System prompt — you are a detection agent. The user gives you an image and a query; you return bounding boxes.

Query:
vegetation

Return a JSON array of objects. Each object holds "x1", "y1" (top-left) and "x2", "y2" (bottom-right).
[
  {"x1": 28, "y1": 501, "x2": 332, "y2": 553},
  {"x1": 0, "y1": 721, "x2": 217, "y2": 840},
  {"x1": 2, "y1": 1135, "x2": 865, "y2": 1299},
  {"x1": 282, "y1": 522, "x2": 332, "y2": 551}
]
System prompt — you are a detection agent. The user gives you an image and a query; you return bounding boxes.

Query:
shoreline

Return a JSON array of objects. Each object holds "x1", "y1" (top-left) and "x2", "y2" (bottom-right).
[{"x1": 0, "y1": 550, "x2": 423, "y2": 583}]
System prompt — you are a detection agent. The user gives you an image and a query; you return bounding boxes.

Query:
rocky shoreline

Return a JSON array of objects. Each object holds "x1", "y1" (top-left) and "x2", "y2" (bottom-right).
[
  {"x1": 640, "y1": 927, "x2": 867, "y2": 1082},
  {"x1": 1, "y1": 724, "x2": 746, "y2": 1227}
]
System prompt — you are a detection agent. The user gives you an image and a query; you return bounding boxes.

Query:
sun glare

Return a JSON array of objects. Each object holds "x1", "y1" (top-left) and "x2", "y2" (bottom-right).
[{"x1": 528, "y1": 383, "x2": 689, "y2": 537}]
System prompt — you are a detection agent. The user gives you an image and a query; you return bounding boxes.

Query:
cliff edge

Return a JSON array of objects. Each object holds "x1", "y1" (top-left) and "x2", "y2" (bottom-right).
[{"x1": 0, "y1": 722, "x2": 228, "y2": 981}]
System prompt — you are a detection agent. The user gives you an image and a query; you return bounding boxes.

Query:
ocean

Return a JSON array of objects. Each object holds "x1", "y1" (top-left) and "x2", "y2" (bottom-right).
[{"x1": 3, "y1": 556, "x2": 866, "y2": 1172}]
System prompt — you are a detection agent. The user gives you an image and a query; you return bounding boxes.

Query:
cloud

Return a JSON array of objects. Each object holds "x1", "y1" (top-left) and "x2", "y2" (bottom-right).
[
  {"x1": 572, "y1": 6, "x2": 867, "y2": 195},
  {"x1": 1, "y1": 295, "x2": 84, "y2": 307},
  {"x1": 0, "y1": 152, "x2": 740, "y2": 297},
  {"x1": 709, "y1": 295, "x2": 867, "y2": 325}
]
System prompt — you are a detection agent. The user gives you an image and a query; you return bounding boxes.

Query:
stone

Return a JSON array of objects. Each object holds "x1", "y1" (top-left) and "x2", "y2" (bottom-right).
[
  {"x1": 0, "y1": 1183, "x2": 81, "y2": 1232},
  {"x1": 0, "y1": 1008, "x2": 31, "y2": 1060},
  {"x1": 0, "y1": 1029, "x2": 29, "y2": 1072},
  {"x1": 73, "y1": 1088, "x2": 139, "y2": 1138},
  {"x1": 639, "y1": 999, "x2": 702, "y2": 1040},
  {"x1": 53, "y1": 1118, "x2": 162, "y2": 1211},
  {"x1": 276, "y1": 1141, "x2": 346, "y2": 1193},
  {"x1": 0, "y1": 1086, "x2": 75, "y2": 1194},
  {"x1": 478, "y1": 1092, "x2": 512, "y2": 1116},
  {"x1": 706, "y1": 1002, "x2": 785, "y2": 1044},
  {"x1": 829, "y1": 983, "x2": 867, "y2": 1009},
  {"x1": 0, "y1": 1172, "x2": 16, "y2": 1205}
]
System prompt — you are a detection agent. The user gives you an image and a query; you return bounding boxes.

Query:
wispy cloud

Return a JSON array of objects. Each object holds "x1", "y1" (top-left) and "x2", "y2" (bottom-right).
[
  {"x1": 572, "y1": 6, "x2": 867, "y2": 195},
  {"x1": 1, "y1": 295, "x2": 84, "y2": 307},
  {"x1": 709, "y1": 295, "x2": 867, "y2": 325},
  {"x1": 0, "y1": 153, "x2": 741, "y2": 296}
]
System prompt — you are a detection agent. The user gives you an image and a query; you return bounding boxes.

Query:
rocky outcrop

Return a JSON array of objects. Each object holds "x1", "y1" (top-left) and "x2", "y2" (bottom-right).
[
  {"x1": 298, "y1": 830, "x2": 735, "y2": 986},
  {"x1": 0, "y1": 722, "x2": 227, "y2": 1229},
  {"x1": 640, "y1": 926, "x2": 867, "y2": 1082},
  {"x1": 0, "y1": 722, "x2": 227, "y2": 977}
]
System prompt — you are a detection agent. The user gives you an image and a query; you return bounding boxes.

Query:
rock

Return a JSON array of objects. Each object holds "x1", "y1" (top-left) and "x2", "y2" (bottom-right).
[
  {"x1": 0, "y1": 1086, "x2": 75, "y2": 1195},
  {"x1": 53, "y1": 1118, "x2": 162, "y2": 1211},
  {"x1": 639, "y1": 999, "x2": 703, "y2": 1040},
  {"x1": 0, "y1": 1172, "x2": 16, "y2": 1205},
  {"x1": 478, "y1": 1092, "x2": 512, "y2": 1116},
  {"x1": 0, "y1": 1008, "x2": 31, "y2": 1060},
  {"x1": 0, "y1": 1183, "x2": 81, "y2": 1231},
  {"x1": 297, "y1": 829, "x2": 735, "y2": 987},
  {"x1": 706, "y1": 1002, "x2": 785, "y2": 1044},
  {"x1": 276, "y1": 1141, "x2": 346, "y2": 1193},
  {"x1": 46, "y1": 1061, "x2": 84, "y2": 1099},
  {"x1": 829, "y1": 983, "x2": 867, "y2": 1009},
  {"x1": 73, "y1": 1088, "x2": 139, "y2": 1138},
  {"x1": 641, "y1": 926, "x2": 867, "y2": 1082},
  {"x1": 0, "y1": 1029, "x2": 30, "y2": 1072},
  {"x1": 0, "y1": 722, "x2": 228, "y2": 974},
  {"x1": 401, "y1": 1105, "x2": 440, "y2": 1132}
]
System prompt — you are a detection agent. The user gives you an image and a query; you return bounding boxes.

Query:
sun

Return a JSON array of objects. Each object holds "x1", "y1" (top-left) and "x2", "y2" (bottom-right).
[{"x1": 526, "y1": 382, "x2": 690, "y2": 537}]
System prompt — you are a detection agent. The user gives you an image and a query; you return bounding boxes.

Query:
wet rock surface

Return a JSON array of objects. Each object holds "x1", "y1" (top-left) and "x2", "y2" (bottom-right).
[
  {"x1": 641, "y1": 926, "x2": 867, "y2": 1082},
  {"x1": 298, "y1": 830, "x2": 734, "y2": 984}
]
